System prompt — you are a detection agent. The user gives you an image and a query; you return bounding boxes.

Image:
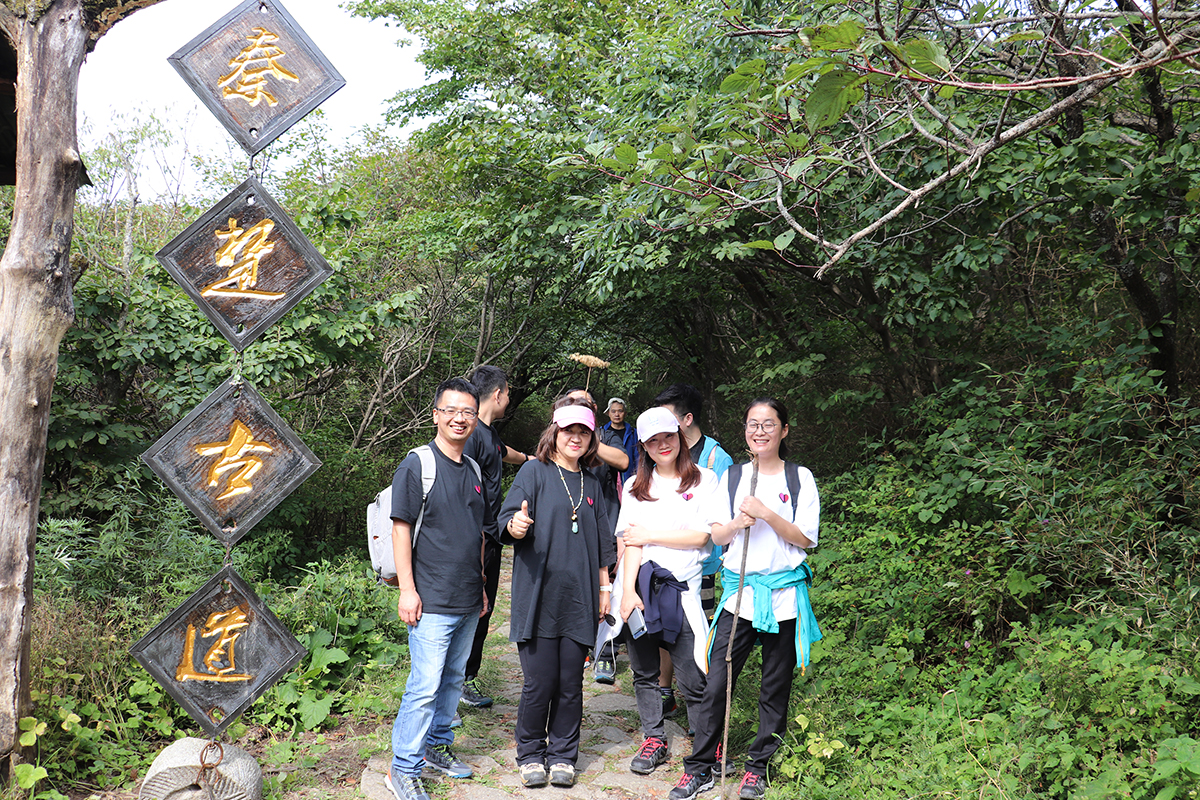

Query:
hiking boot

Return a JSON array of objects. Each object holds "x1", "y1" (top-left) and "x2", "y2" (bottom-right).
[
  {"x1": 714, "y1": 743, "x2": 735, "y2": 777},
  {"x1": 668, "y1": 770, "x2": 714, "y2": 800},
  {"x1": 424, "y1": 744, "x2": 472, "y2": 778},
  {"x1": 460, "y1": 677, "x2": 493, "y2": 708},
  {"x1": 549, "y1": 763, "x2": 576, "y2": 787},
  {"x1": 738, "y1": 771, "x2": 766, "y2": 800},
  {"x1": 661, "y1": 686, "x2": 677, "y2": 716},
  {"x1": 519, "y1": 762, "x2": 547, "y2": 787},
  {"x1": 629, "y1": 736, "x2": 668, "y2": 775},
  {"x1": 387, "y1": 769, "x2": 431, "y2": 800}
]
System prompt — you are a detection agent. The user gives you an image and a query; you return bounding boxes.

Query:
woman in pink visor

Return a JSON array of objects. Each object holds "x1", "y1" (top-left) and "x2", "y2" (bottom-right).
[{"x1": 499, "y1": 395, "x2": 617, "y2": 789}]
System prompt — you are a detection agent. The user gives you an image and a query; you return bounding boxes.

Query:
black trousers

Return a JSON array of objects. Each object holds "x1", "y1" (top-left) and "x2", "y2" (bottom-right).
[
  {"x1": 464, "y1": 536, "x2": 502, "y2": 680},
  {"x1": 684, "y1": 610, "x2": 797, "y2": 778},
  {"x1": 515, "y1": 636, "x2": 589, "y2": 767}
]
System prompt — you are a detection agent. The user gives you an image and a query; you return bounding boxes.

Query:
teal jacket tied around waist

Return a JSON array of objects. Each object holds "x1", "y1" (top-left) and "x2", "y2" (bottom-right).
[{"x1": 718, "y1": 562, "x2": 822, "y2": 673}]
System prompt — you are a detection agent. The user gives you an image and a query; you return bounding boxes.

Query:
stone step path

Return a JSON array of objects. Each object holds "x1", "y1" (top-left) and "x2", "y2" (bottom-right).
[{"x1": 360, "y1": 549, "x2": 746, "y2": 800}]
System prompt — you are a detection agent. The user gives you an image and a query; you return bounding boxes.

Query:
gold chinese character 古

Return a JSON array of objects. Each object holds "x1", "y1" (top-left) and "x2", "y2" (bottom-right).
[
  {"x1": 218, "y1": 27, "x2": 299, "y2": 107},
  {"x1": 200, "y1": 218, "x2": 286, "y2": 301},
  {"x1": 176, "y1": 604, "x2": 254, "y2": 683},
  {"x1": 196, "y1": 419, "x2": 274, "y2": 501}
]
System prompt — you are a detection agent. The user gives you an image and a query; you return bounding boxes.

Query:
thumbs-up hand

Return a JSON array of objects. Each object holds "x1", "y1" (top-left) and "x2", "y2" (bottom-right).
[{"x1": 509, "y1": 499, "x2": 534, "y2": 538}]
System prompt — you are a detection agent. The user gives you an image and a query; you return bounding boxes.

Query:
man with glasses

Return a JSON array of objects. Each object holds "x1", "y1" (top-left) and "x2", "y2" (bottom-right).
[{"x1": 386, "y1": 378, "x2": 489, "y2": 800}]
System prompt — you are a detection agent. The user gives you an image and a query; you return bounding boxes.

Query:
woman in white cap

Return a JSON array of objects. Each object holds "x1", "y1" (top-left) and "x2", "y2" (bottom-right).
[
  {"x1": 499, "y1": 395, "x2": 616, "y2": 789},
  {"x1": 600, "y1": 406, "x2": 719, "y2": 777}
]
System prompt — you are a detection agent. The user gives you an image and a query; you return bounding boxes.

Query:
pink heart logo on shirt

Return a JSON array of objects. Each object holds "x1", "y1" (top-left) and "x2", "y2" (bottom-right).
[
  {"x1": 683, "y1": 493, "x2": 694, "y2": 501},
  {"x1": 780, "y1": 493, "x2": 789, "y2": 503},
  {"x1": 587, "y1": 497, "x2": 594, "y2": 505},
  {"x1": 475, "y1": 486, "x2": 482, "y2": 493}
]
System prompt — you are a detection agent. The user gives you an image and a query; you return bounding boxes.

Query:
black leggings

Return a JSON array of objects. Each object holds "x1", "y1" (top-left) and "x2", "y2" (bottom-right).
[{"x1": 684, "y1": 610, "x2": 797, "y2": 777}]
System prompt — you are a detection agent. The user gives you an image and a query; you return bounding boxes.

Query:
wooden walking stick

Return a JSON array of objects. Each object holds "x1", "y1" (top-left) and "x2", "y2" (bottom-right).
[{"x1": 720, "y1": 456, "x2": 758, "y2": 795}]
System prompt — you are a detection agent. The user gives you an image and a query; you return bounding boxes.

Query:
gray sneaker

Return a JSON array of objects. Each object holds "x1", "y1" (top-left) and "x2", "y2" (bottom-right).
[
  {"x1": 549, "y1": 762, "x2": 576, "y2": 787},
  {"x1": 388, "y1": 769, "x2": 431, "y2": 800},
  {"x1": 424, "y1": 744, "x2": 473, "y2": 778},
  {"x1": 519, "y1": 762, "x2": 547, "y2": 787}
]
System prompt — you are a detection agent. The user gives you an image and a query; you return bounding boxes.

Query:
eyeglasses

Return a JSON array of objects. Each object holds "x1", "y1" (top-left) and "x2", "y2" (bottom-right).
[
  {"x1": 745, "y1": 421, "x2": 778, "y2": 433},
  {"x1": 435, "y1": 407, "x2": 478, "y2": 419}
]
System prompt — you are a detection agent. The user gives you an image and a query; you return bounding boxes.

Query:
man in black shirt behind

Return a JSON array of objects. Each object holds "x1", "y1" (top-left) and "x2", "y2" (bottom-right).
[{"x1": 460, "y1": 366, "x2": 535, "y2": 709}]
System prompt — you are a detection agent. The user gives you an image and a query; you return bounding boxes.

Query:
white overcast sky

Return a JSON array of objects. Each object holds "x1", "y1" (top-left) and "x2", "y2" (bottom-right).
[{"x1": 77, "y1": 0, "x2": 427, "y2": 198}]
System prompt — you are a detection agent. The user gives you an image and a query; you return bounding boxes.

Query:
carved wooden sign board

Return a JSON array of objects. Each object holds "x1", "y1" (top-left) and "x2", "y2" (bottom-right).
[
  {"x1": 130, "y1": 566, "x2": 306, "y2": 737},
  {"x1": 168, "y1": 0, "x2": 345, "y2": 155},
  {"x1": 155, "y1": 177, "x2": 333, "y2": 351},
  {"x1": 142, "y1": 378, "x2": 321, "y2": 547}
]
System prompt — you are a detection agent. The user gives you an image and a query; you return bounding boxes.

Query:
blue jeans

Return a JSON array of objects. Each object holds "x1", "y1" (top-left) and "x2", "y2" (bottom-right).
[{"x1": 391, "y1": 611, "x2": 480, "y2": 777}]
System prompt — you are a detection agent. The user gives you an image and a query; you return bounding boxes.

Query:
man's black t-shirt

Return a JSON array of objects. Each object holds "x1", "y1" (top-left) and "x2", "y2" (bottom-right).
[
  {"x1": 464, "y1": 419, "x2": 506, "y2": 540},
  {"x1": 390, "y1": 441, "x2": 486, "y2": 615}
]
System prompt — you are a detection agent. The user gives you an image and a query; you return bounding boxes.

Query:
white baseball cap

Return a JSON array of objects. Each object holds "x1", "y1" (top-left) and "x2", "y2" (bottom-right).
[{"x1": 636, "y1": 406, "x2": 680, "y2": 442}]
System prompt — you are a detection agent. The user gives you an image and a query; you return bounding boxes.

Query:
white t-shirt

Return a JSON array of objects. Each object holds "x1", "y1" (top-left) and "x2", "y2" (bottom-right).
[
  {"x1": 707, "y1": 465, "x2": 820, "y2": 622},
  {"x1": 615, "y1": 468, "x2": 718, "y2": 582}
]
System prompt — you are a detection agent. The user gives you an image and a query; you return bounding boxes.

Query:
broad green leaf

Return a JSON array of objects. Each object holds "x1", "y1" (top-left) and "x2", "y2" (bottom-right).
[
  {"x1": 614, "y1": 143, "x2": 637, "y2": 166},
  {"x1": 774, "y1": 229, "x2": 797, "y2": 250},
  {"x1": 805, "y1": 70, "x2": 867, "y2": 133},
  {"x1": 14, "y1": 763, "x2": 48, "y2": 790},
  {"x1": 803, "y1": 20, "x2": 865, "y2": 51},
  {"x1": 745, "y1": 240, "x2": 776, "y2": 250},
  {"x1": 720, "y1": 71, "x2": 761, "y2": 95},
  {"x1": 903, "y1": 39, "x2": 951, "y2": 75}
]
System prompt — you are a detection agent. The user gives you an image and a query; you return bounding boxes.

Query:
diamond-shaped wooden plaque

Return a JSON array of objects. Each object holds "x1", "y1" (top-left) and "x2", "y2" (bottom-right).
[
  {"x1": 142, "y1": 377, "x2": 321, "y2": 546},
  {"x1": 168, "y1": 0, "x2": 345, "y2": 155},
  {"x1": 130, "y1": 566, "x2": 306, "y2": 737},
  {"x1": 156, "y1": 177, "x2": 332, "y2": 351}
]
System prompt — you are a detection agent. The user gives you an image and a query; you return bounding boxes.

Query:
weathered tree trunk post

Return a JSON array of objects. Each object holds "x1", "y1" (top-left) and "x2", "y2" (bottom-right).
[{"x1": 0, "y1": 0, "x2": 88, "y2": 782}]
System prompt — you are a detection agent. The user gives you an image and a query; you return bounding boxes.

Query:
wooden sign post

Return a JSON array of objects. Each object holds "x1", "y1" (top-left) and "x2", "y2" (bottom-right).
[{"x1": 136, "y1": 0, "x2": 343, "y2": 765}]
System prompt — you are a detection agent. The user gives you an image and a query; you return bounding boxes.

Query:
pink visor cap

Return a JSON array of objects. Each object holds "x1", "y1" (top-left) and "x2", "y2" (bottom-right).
[
  {"x1": 637, "y1": 406, "x2": 680, "y2": 442},
  {"x1": 553, "y1": 405, "x2": 596, "y2": 431}
]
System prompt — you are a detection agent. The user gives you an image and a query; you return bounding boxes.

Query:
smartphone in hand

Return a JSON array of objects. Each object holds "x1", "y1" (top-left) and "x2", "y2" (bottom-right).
[{"x1": 627, "y1": 607, "x2": 647, "y2": 639}]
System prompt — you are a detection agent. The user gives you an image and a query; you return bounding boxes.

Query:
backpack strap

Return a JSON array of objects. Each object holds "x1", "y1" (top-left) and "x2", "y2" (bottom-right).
[
  {"x1": 707, "y1": 443, "x2": 717, "y2": 470},
  {"x1": 410, "y1": 445, "x2": 436, "y2": 548},
  {"x1": 726, "y1": 462, "x2": 744, "y2": 515},
  {"x1": 784, "y1": 461, "x2": 801, "y2": 522}
]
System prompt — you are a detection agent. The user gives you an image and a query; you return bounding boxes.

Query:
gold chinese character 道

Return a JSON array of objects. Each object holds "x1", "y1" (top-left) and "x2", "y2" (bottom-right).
[
  {"x1": 201, "y1": 217, "x2": 286, "y2": 301},
  {"x1": 196, "y1": 419, "x2": 274, "y2": 501},
  {"x1": 176, "y1": 604, "x2": 254, "y2": 683},
  {"x1": 219, "y1": 27, "x2": 299, "y2": 107}
]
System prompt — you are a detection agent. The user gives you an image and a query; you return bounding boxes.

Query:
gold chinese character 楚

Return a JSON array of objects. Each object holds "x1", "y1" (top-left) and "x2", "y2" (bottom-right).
[
  {"x1": 200, "y1": 218, "x2": 286, "y2": 301},
  {"x1": 176, "y1": 604, "x2": 254, "y2": 683},
  {"x1": 195, "y1": 420, "x2": 273, "y2": 501},
  {"x1": 218, "y1": 27, "x2": 299, "y2": 107}
]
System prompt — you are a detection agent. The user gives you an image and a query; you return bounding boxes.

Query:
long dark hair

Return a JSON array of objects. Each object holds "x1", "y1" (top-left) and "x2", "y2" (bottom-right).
[
  {"x1": 534, "y1": 395, "x2": 600, "y2": 468},
  {"x1": 744, "y1": 396, "x2": 789, "y2": 460},
  {"x1": 629, "y1": 430, "x2": 701, "y2": 502}
]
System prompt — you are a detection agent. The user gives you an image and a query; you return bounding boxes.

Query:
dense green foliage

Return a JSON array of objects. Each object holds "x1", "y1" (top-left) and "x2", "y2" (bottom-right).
[{"x1": 15, "y1": 0, "x2": 1200, "y2": 795}]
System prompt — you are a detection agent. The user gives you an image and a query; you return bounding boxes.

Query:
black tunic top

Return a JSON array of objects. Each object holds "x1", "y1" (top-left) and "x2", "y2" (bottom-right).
[{"x1": 498, "y1": 459, "x2": 617, "y2": 646}]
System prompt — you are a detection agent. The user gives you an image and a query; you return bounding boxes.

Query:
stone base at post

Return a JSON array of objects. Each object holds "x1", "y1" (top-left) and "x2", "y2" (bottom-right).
[{"x1": 140, "y1": 737, "x2": 262, "y2": 800}]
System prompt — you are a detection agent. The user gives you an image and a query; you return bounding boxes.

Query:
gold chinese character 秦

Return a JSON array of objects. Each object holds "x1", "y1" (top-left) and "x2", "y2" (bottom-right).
[
  {"x1": 218, "y1": 27, "x2": 299, "y2": 107},
  {"x1": 196, "y1": 419, "x2": 274, "y2": 501},
  {"x1": 200, "y1": 218, "x2": 286, "y2": 301},
  {"x1": 176, "y1": 603, "x2": 254, "y2": 683}
]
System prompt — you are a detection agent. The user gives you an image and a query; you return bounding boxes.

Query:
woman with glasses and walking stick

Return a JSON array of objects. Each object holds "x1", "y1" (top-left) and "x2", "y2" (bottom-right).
[{"x1": 667, "y1": 397, "x2": 822, "y2": 800}]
